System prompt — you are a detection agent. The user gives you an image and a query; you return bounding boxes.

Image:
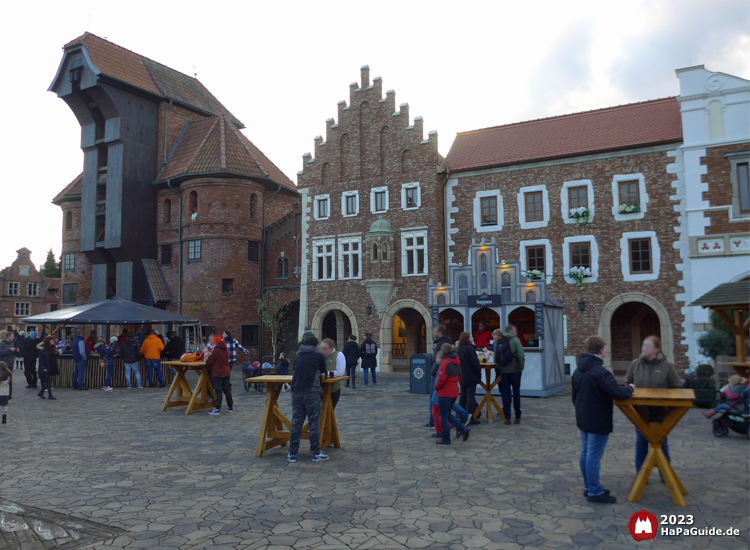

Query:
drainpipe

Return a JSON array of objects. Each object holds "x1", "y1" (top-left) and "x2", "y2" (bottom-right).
[
  {"x1": 261, "y1": 183, "x2": 283, "y2": 358},
  {"x1": 167, "y1": 179, "x2": 182, "y2": 314}
]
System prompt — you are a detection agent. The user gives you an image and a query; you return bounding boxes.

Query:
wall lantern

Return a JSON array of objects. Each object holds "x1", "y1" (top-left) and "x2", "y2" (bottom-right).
[
  {"x1": 578, "y1": 299, "x2": 586, "y2": 312},
  {"x1": 366, "y1": 304, "x2": 372, "y2": 316}
]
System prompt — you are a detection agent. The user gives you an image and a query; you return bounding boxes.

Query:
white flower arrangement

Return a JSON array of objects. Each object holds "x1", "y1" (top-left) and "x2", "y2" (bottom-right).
[
  {"x1": 525, "y1": 269, "x2": 542, "y2": 281},
  {"x1": 569, "y1": 206, "x2": 590, "y2": 225},
  {"x1": 618, "y1": 204, "x2": 641, "y2": 214},
  {"x1": 568, "y1": 266, "x2": 592, "y2": 289}
]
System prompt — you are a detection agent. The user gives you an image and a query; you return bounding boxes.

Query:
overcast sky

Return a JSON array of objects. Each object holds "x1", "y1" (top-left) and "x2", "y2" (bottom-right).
[{"x1": 1, "y1": 0, "x2": 748, "y2": 269}]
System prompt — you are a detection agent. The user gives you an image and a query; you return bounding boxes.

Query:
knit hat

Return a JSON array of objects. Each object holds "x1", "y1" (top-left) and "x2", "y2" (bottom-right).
[
  {"x1": 213, "y1": 335, "x2": 223, "y2": 345},
  {"x1": 29, "y1": 331, "x2": 37, "y2": 339},
  {"x1": 110, "y1": 336, "x2": 118, "y2": 343}
]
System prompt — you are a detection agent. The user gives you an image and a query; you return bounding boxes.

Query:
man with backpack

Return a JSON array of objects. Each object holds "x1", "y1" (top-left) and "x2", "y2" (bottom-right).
[
  {"x1": 359, "y1": 333, "x2": 378, "y2": 387},
  {"x1": 342, "y1": 335, "x2": 360, "y2": 389},
  {"x1": 492, "y1": 325, "x2": 525, "y2": 425}
]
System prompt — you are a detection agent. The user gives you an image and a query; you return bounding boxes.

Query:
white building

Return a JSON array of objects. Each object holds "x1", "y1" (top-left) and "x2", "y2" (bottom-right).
[{"x1": 674, "y1": 66, "x2": 750, "y2": 368}]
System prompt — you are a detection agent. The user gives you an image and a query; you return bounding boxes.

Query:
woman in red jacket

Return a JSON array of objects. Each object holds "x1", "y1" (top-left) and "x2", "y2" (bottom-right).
[
  {"x1": 434, "y1": 343, "x2": 471, "y2": 444},
  {"x1": 206, "y1": 336, "x2": 233, "y2": 415}
]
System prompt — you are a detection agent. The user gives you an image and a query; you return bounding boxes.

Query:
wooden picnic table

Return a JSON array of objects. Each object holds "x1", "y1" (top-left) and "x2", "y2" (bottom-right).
[
  {"x1": 251, "y1": 375, "x2": 349, "y2": 457},
  {"x1": 161, "y1": 360, "x2": 216, "y2": 415},
  {"x1": 614, "y1": 387, "x2": 695, "y2": 507},
  {"x1": 476, "y1": 363, "x2": 505, "y2": 423}
]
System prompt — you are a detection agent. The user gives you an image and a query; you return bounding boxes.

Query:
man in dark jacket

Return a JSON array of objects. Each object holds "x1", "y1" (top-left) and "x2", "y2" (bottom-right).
[
  {"x1": 206, "y1": 337, "x2": 232, "y2": 415},
  {"x1": 458, "y1": 335, "x2": 482, "y2": 425},
  {"x1": 572, "y1": 336, "x2": 634, "y2": 504},
  {"x1": 342, "y1": 335, "x2": 360, "y2": 389},
  {"x1": 424, "y1": 325, "x2": 452, "y2": 428},
  {"x1": 288, "y1": 336, "x2": 329, "y2": 463},
  {"x1": 359, "y1": 333, "x2": 378, "y2": 387},
  {"x1": 492, "y1": 326, "x2": 526, "y2": 425},
  {"x1": 17, "y1": 329, "x2": 42, "y2": 388},
  {"x1": 164, "y1": 331, "x2": 185, "y2": 376},
  {"x1": 120, "y1": 331, "x2": 143, "y2": 389},
  {"x1": 71, "y1": 328, "x2": 88, "y2": 390}
]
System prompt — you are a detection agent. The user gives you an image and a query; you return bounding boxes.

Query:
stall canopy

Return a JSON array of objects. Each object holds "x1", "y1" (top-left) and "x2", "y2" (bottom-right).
[{"x1": 22, "y1": 296, "x2": 199, "y2": 325}]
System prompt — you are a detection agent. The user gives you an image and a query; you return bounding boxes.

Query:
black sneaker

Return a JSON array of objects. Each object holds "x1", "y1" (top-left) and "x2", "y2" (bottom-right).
[
  {"x1": 583, "y1": 488, "x2": 610, "y2": 497},
  {"x1": 79, "y1": 387, "x2": 89, "y2": 391},
  {"x1": 587, "y1": 493, "x2": 616, "y2": 504},
  {"x1": 462, "y1": 429, "x2": 471, "y2": 442},
  {"x1": 422, "y1": 423, "x2": 434, "y2": 430}
]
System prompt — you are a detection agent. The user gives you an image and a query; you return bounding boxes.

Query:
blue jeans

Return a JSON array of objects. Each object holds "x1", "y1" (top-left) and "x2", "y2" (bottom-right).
[
  {"x1": 72, "y1": 360, "x2": 86, "y2": 389},
  {"x1": 500, "y1": 371, "x2": 522, "y2": 419},
  {"x1": 124, "y1": 362, "x2": 141, "y2": 388},
  {"x1": 104, "y1": 359, "x2": 115, "y2": 387},
  {"x1": 635, "y1": 429, "x2": 670, "y2": 478},
  {"x1": 146, "y1": 359, "x2": 163, "y2": 386},
  {"x1": 363, "y1": 367, "x2": 376, "y2": 385},
  {"x1": 452, "y1": 401, "x2": 469, "y2": 424},
  {"x1": 427, "y1": 376, "x2": 437, "y2": 425},
  {"x1": 580, "y1": 431, "x2": 609, "y2": 496},
  {"x1": 438, "y1": 396, "x2": 466, "y2": 443}
]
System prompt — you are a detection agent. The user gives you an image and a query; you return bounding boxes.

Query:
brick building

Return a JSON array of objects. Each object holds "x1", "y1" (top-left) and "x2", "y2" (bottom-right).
[
  {"x1": 297, "y1": 66, "x2": 446, "y2": 371},
  {"x1": 673, "y1": 66, "x2": 750, "y2": 367},
  {"x1": 444, "y1": 98, "x2": 689, "y2": 374},
  {"x1": 0, "y1": 248, "x2": 61, "y2": 332},
  {"x1": 50, "y1": 33, "x2": 300, "y2": 359}
]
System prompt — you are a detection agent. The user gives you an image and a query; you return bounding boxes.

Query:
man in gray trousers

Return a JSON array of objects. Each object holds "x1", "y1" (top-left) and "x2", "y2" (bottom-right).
[{"x1": 287, "y1": 336, "x2": 330, "y2": 463}]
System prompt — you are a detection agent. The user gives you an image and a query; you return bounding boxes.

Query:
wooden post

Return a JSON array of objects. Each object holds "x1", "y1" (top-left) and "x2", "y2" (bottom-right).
[{"x1": 735, "y1": 309, "x2": 746, "y2": 363}]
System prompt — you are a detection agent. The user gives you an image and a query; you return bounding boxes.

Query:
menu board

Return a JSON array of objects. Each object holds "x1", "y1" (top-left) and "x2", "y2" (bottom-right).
[{"x1": 534, "y1": 304, "x2": 544, "y2": 340}]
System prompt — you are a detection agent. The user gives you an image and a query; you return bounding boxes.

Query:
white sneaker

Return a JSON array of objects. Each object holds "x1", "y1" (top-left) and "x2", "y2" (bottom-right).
[
  {"x1": 137, "y1": 386, "x2": 144, "y2": 389},
  {"x1": 102, "y1": 386, "x2": 113, "y2": 391},
  {"x1": 208, "y1": 409, "x2": 221, "y2": 415},
  {"x1": 127, "y1": 386, "x2": 132, "y2": 389}
]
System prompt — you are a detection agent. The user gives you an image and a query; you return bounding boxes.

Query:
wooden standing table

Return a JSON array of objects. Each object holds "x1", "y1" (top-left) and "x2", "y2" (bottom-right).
[
  {"x1": 718, "y1": 362, "x2": 750, "y2": 377},
  {"x1": 161, "y1": 361, "x2": 216, "y2": 415},
  {"x1": 475, "y1": 364, "x2": 505, "y2": 423},
  {"x1": 614, "y1": 388, "x2": 695, "y2": 507},
  {"x1": 251, "y1": 375, "x2": 349, "y2": 457}
]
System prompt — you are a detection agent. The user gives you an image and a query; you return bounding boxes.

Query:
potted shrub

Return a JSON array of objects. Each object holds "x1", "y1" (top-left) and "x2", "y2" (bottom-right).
[
  {"x1": 525, "y1": 269, "x2": 542, "y2": 282},
  {"x1": 569, "y1": 206, "x2": 591, "y2": 225},
  {"x1": 683, "y1": 364, "x2": 719, "y2": 408}
]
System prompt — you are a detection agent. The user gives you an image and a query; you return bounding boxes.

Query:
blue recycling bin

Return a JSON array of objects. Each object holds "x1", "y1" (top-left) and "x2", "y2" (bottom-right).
[{"x1": 409, "y1": 353, "x2": 431, "y2": 394}]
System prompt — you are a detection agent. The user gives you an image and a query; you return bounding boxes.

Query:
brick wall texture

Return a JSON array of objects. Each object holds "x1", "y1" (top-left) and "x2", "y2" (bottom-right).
[{"x1": 701, "y1": 142, "x2": 750, "y2": 235}]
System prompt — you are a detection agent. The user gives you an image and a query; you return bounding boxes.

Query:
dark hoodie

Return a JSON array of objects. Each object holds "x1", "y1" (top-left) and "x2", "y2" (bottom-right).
[
  {"x1": 572, "y1": 353, "x2": 634, "y2": 435},
  {"x1": 206, "y1": 340, "x2": 230, "y2": 377},
  {"x1": 458, "y1": 342, "x2": 482, "y2": 387},
  {"x1": 431, "y1": 335, "x2": 453, "y2": 376},
  {"x1": 342, "y1": 339, "x2": 361, "y2": 366},
  {"x1": 360, "y1": 338, "x2": 378, "y2": 370},
  {"x1": 292, "y1": 344, "x2": 327, "y2": 394},
  {"x1": 435, "y1": 353, "x2": 461, "y2": 399}
]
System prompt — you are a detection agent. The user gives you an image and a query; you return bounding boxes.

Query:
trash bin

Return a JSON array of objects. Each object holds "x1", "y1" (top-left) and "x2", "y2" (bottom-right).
[{"x1": 409, "y1": 353, "x2": 431, "y2": 394}]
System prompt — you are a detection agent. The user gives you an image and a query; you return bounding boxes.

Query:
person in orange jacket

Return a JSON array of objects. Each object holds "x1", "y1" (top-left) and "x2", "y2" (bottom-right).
[{"x1": 140, "y1": 330, "x2": 165, "y2": 388}]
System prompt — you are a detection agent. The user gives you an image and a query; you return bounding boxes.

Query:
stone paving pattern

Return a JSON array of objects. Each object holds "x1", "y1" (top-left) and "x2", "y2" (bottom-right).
[{"x1": 0, "y1": 372, "x2": 747, "y2": 550}]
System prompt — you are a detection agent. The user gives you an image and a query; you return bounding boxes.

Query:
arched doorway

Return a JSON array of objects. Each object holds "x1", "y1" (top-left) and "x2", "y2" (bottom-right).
[
  {"x1": 609, "y1": 302, "x2": 660, "y2": 373},
  {"x1": 310, "y1": 302, "x2": 360, "y2": 351},
  {"x1": 380, "y1": 299, "x2": 432, "y2": 372},
  {"x1": 508, "y1": 306, "x2": 534, "y2": 347},
  {"x1": 471, "y1": 307, "x2": 501, "y2": 336},
  {"x1": 439, "y1": 308, "x2": 464, "y2": 343},
  {"x1": 598, "y1": 293, "x2": 674, "y2": 372}
]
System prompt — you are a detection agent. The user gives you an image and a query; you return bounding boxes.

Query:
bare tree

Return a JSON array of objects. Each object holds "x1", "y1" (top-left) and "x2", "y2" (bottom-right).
[{"x1": 257, "y1": 291, "x2": 290, "y2": 363}]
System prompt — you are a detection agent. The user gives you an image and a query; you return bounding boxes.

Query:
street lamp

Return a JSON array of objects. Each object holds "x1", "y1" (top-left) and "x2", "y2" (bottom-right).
[
  {"x1": 578, "y1": 299, "x2": 586, "y2": 312},
  {"x1": 366, "y1": 304, "x2": 372, "y2": 316}
]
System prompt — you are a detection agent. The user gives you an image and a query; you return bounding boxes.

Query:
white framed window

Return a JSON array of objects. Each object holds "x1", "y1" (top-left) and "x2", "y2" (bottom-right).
[
  {"x1": 401, "y1": 182, "x2": 421, "y2": 210},
  {"x1": 341, "y1": 190, "x2": 359, "y2": 217},
  {"x1": 8, "y1": 282, "x2": 19, "y2": 296},
  {"x1": 370, "y1": 186, "x2": 389, "y2": 214},
  {"x1": 517, "y1": 185, "x2": 550, "y2": 229},
  {"x1": 519, "y1": 239, "x2": 553, "y2": 284},
  {"x1": 312, "y1": 239, "x2": 335, "y2": 281},
  {"x1": 473, "y1": 189, "x2": 503, "y2": 233},
  {"x1": 562, "y1": 235, "x2": 599, "y2": 285},
  {"x1": 27, "y1": 283, "x2": 39, "y2": 297},
  {"x1": 18, "y1": 265, "x2": 29, "y2": 277},
  {"x1": 314, "y1": 194, "x2": 330, "y2": 220},
  {"x1": 611, "y1": 174, "x2": 648, "y2": 221},
  {"x1": 14, "y1": 302, "x2": 30, "y2": 317},
  {"x1": 401, "y1": 230, "x2": 428, "y2": 276},
  {"x1": 338, "y1": 237, "x2": 362, "y2": 279},
  {"x1": 560, "y1": 179, "x2": 595, "y2": 225},
  {"x1": 619, "y1": 231, "x2": 660, "y2": 282},
  {"x1": 63, "y1": 253, "x2": 75, "y2": 272}
]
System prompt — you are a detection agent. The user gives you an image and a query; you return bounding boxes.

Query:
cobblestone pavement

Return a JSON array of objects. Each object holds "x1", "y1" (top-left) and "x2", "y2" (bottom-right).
[{"x1": 0, "y1": 371, "x2": 747, "y2": 550}]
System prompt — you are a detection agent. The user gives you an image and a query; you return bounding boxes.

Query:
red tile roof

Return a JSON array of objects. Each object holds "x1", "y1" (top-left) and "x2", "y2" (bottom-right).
[
  {"x1": 52, "y1": 172, "x2": 82, "y2": 204},
  {"x1": 63, "y1": 33, "x2": 243, "y2": 128},
  {"x1": 446, "y1": 97, "x2": 682, "y2": 172},
  {"x1": 156, "y1": 116, "x2": 296, "y2": 192}
]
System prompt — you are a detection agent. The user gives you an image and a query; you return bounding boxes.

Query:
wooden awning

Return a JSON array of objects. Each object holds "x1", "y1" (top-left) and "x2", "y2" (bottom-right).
[{"x1": 688, "y1": 281, "x2": 750, "y2": 310}]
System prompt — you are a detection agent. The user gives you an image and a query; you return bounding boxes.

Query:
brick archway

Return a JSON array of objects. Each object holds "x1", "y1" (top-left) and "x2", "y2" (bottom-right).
[
  {"x1": 598, "y1": 292, "x2": 674, "y2": 370},
  {"x1": 310, "y1": 301, "x2": 359, "y2": 349},
  {"x1": 379, "y1": 299, "x2": 433, "y2": 373}
]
